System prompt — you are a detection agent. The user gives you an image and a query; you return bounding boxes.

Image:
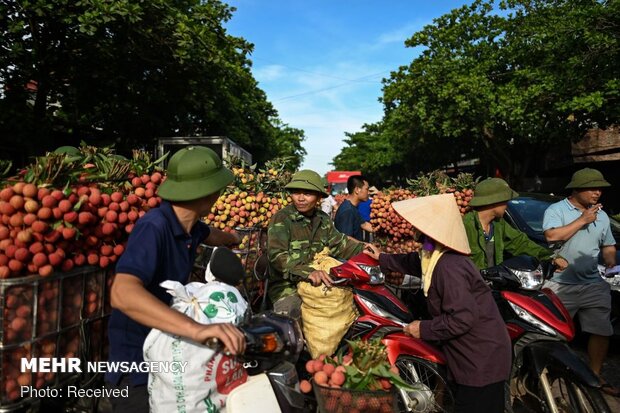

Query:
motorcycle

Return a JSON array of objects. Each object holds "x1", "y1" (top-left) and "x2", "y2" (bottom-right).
[
  {"x1": 482, "y1": 255, "x2": 611, "y2": 413},
  {"x1": 201, "y1": 246, "x2": 309, "y2": 413},
  {"x1": 330, "y1": 252, "x2": 454, "y2": 413},
  {"x1": 226, "y1": 311, "x2": 310, "y2": 413},
  {"x1": 229, "y1": 251, "x2": 454, "y2": 413}
]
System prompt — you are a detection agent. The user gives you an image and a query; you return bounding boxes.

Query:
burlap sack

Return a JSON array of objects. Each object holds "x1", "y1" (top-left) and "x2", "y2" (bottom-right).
[{"x1": 298, "y1": 248, "x2": 358, "y2": 358}]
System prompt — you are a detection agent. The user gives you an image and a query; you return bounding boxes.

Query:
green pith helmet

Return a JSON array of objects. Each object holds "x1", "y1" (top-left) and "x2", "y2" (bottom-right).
[
  {"x1": 53, "y1": 146, "x2": 80, "y2": 156},
  {"x1": 284, "y1": 169, "x2": 329, "y2": 198},
  {"x1": 469, "y1": 177, "x2": 519, "y2": 207},
  {"x1": 565, "y1": 168, "x2": 610, "y2": 189},
  {"x1": 157, "y1": 146, "x2": 233, "y2": 202},
  {"x1": 321, "y1": 177, "x2": 329, "y2": 189}
]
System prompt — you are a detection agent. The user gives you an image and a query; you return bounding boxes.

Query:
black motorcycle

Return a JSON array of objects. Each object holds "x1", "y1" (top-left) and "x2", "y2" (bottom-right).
[{"x1": 482, "y1": 256, "x2": 610, "y2": 413}]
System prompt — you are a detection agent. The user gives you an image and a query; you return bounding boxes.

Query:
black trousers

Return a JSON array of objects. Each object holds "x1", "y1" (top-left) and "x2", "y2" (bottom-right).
[
  {"x1": 106, "y1": 376, "x2": 149, "y2": 413},
  {"x1": 453, "y1": 380, "x2": 505, "y2": 413}
]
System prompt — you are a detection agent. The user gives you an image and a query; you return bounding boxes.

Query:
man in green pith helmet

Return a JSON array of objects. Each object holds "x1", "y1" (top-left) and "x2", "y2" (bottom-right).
[
  {"x1": 543, "y1": 168, "x2": 618, "y2": 396},
  {"x1": 267, "y1": 169, "x2": 366, "y2": 319},
  {"x1": 462, "y1": 177, "x2": 567, "y2": 270},
  {"x1": 106, "y1": 146, "x2": 244, "y2": 413}
]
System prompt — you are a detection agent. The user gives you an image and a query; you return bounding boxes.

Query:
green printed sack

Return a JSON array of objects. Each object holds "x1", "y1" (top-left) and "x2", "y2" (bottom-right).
[{"x1": 143, "y1": 280, "x2": 248, "y2": 413}]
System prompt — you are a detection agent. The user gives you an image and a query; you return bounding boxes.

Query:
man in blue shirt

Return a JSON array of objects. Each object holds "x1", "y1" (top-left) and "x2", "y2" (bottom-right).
[
  {"x1": 543, "y1": 168, "x2": 617, "y2": 396},
  {"x1": 357, "y1": 186, "x2": 378, "y2": 242},
  {"x1": 106, "y1": 146, "x2": 244, "y2": 413},
  {"x1": 334, "y1": 175, "x2": 373, "y2": 241}
]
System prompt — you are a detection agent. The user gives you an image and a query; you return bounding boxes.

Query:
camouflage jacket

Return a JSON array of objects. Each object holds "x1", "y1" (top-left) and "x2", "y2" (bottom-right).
[{"x1": 267, "y1": 205, "x2": 364, "y2": 302}]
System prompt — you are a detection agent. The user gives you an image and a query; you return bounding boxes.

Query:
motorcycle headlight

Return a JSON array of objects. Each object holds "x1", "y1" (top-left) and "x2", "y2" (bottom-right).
[
  {"x1": 358, "y1": 264, "x2": 385, "y2": 284},
  {"x1": 513, "y1": 266, "x2": 544, "y2": 290}
]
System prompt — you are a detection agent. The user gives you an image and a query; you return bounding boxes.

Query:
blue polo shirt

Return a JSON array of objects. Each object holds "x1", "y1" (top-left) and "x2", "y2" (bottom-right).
[
  {"x1": 106, "y1": 201, "x2": 210, "y2": 386},
  {"x1": 357, "y1": 199, "x2": 372, "y2": 222},
  {"x1": 542, "y1": 198, "x2": 616, "y2": 284},
  {"x1": 334, "y1": 199, "x2": 364, "y2": 241}
]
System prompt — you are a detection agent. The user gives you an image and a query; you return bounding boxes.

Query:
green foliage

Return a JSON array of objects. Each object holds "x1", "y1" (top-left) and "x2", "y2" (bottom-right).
[
  {"x1": 0, "y1": 0, "x2": 305, "y2": 168},
  {"x1": 0, "y1": 160, "x2": 13, "y2": 179},
  {"x1": 332, "y1": 338, "x2": 414, "y2": 392},
  {"x1": 406, "y1": 170, "x2": 479, "y2": 196},
  {"x1": 334, "y1": 0, "x2": 620, "y2": 186},
  {"x1": 20, "y1": 143, "x2": 166, "y2": 187}
]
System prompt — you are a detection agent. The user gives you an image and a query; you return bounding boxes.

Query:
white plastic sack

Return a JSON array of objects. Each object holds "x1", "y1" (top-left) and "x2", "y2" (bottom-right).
[{"x1": 144, "y1": 276, "x2": 248, "y2": 413}]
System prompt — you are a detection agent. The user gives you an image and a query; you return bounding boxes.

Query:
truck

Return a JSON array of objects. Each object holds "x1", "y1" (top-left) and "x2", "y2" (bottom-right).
[
  {"x1": 325, "y1": 170, "x2": 361, "y2": 194},
  {"x1": 156, "y1": 136, "x2": 252, "y2": 167}
]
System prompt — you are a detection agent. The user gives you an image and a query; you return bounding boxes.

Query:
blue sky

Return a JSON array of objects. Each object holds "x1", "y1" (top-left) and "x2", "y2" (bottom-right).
[{"x1": 225, "y1": 1, "x2": 472, "y2": 175}]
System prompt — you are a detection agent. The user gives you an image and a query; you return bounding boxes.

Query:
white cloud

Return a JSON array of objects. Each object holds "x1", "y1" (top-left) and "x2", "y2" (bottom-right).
[
  {"x1": 376, "y1": 23, "x2": 420, "y2": 46},
  {"x1": 250, "y1": 60, "x2": 390, "y2": 175},
  {"x1": 253, "y1": 64, "x2": 286, "y2": 82}
]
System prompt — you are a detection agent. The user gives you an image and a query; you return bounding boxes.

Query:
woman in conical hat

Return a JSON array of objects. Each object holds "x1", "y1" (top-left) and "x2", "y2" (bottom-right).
[{"x1": 364, "y1": 194, "x2": 511, "y2": 413}]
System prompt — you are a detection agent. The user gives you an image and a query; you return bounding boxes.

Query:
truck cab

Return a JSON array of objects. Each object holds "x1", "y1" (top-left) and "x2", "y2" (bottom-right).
[
  {"x1": 325, "y1": 171, "x2": 361, "y2": 194},
  {"x1": 157, "y1": 136, "x2": 252, "y2": 167}
]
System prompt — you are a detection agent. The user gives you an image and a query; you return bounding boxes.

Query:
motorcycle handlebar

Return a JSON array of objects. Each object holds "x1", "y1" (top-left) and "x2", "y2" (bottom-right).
[{"x1": 330, "y1": 277, "x2": 349, "y2": 285}]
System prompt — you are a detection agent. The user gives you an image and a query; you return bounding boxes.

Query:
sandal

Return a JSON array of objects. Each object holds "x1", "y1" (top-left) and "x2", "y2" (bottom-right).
[{"x1": 600, "y1": 383, "x2": 620, "y2": 398}]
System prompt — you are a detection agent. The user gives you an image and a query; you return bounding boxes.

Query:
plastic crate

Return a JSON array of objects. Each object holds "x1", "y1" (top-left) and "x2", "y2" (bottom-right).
[
  {"x1": 192, "y1": 226, "x2": 267, "y2": 288},
  {"x1": 84, "y1": 315, "x2": 110, "y2": 363},
  {"x1": 0, "y1": 266, "x2": 112, "y2": 410},
  {"x1": 313, "y1": 382, "x2": 398, "y2": 413}
]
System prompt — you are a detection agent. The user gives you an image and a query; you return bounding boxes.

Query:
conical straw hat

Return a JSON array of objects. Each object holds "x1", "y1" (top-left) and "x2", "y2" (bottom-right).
[{"x1": 392, "y1": 194, "x2": 471, "y2": 255}]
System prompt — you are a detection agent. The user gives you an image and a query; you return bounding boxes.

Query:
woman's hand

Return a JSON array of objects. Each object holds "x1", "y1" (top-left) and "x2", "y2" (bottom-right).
[
  {"x1": 363, "y1": 243, "x2": 381, "y2": 260},
  {"x1": 308, "y1": 270, "x2": 333, "y2": 287},
  {"x1": 403, "y1": 321, "x2": 421, "y2": 338}
]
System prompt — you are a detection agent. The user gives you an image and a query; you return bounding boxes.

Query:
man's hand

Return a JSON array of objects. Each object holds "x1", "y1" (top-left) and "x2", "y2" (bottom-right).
[
  {"x1": 308, "y1": 270, "x2": 333, "y2": 287},
  {"x1": 111, "y1": 274, "x2": 245, "y2": 353},
  {"x1": 581, "y1": 204, "x2": 602, "y2": 224},
  {"x1": 553, "y1": 256, "x2": 569, "y2": 271},
  {"x1": 192, "y1": 323, "x2": 246, "y2": 355},
  {"x1": 227, "y1": 230, "x2": 242, "y2": 246},
  {"x1": 206, "y1": 227, "x2": 242, "y2": 247},
  {"x1": 363, "y1": 243, "x2": 381, "y2": 260},
  {"x1": 403, "y1": 320, "x2": 421, "y2": 338}
]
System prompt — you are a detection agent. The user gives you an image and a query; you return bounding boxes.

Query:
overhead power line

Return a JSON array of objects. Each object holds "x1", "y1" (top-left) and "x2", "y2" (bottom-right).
[{"x1": 273, "y1": 71, "x2": 389, "y2": 102}]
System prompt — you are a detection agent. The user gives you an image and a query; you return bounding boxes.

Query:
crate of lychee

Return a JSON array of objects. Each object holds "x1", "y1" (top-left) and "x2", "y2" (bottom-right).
[
  {"x1": 204, "y1": 157, "x2": 294, "y2": 233},
  {"x1": 299, "y1": 339, "x2": 415, "y2": 413},
  {"x1": 204, "y1": 158, "x2": 294, "y2": 289},
  {"x1": 0, "y1": 145, "x2": 166, "y2": 281},
  {"x1": 0, "y1": 145, "x2": 165, "y2": 408},
  {"x1": 0, "y1": 265, "x2": 110, "y2": 408}
]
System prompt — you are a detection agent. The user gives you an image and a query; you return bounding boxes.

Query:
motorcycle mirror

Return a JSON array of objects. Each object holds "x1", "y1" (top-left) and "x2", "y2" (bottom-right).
[
  {"x1": 540, "y1": 260, "x2": 554, "y2": 279},
  {"x1": 481, "y1": 268, "x2": 507, "y2": 286},
  {"x1": 209, "y1": 247, "x2": 246, "y2": 286}
]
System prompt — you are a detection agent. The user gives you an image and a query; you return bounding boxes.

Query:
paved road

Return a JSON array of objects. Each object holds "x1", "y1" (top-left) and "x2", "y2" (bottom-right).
[{"x1": 573, "y1": 335, "x2": 620, "y2": 411}]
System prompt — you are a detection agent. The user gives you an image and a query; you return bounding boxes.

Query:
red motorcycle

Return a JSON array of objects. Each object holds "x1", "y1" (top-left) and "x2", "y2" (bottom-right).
[
  {"x1": 482, "y1": 255, "x2": 610, "y2": 413},
  {"x1": 330, "y1": 253, "x2": 454, "y2": 413},
  {"x1": 250, "y1": 251, "x2": 453, "y2": 412}
]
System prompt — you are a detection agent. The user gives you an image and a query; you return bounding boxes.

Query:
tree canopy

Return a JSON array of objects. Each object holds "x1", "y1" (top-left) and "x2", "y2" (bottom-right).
[
  {"x1": 0, "y1": 0, "x2": 305, "y2": 167},
  {"x1": 332, "y1": 0, "x2": 620, "y2": 186}
]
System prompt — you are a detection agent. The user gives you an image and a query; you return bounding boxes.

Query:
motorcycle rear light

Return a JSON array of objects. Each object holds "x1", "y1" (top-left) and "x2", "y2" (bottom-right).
[
  {"x1": 508, "y1": 301, "x2": 557, "y2": 336},
  {"x1": 358, "y1": 264, "x2": 385, "y2": 284},
  {"x1": 259, "y1": 333, "x2": 283, "y2": 353},
  {"x1": 513, "y1": 267, "x2": 544, "y2": 290}
]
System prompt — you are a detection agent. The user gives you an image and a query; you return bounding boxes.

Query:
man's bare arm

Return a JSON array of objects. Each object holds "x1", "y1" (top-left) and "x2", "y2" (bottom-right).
[{"x1": 111, "y1": 274, "x2": 245, "y2": 354}]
